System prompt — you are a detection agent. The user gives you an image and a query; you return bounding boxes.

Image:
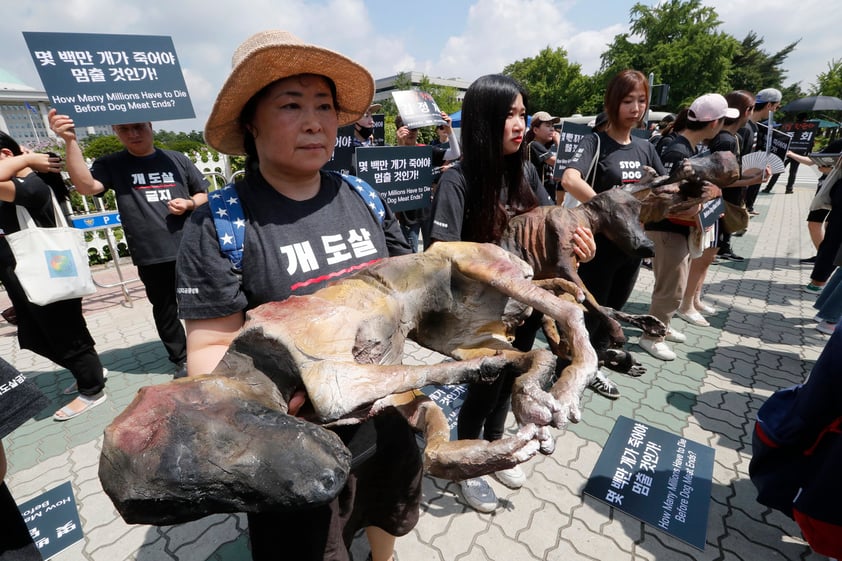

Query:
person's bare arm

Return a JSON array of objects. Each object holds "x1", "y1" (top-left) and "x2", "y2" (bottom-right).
[
  {"x1": 561, "y1": 167, "x2": 597, "y2": 203},
  {"x1": 185, "y1": 312, "x2": 245, "y2": 376},
  {"x1": 48, "y1": 109, "x2": 105, "y2": 195},
  {"x1": 0, "y1": 153, "x2": 61, "y2": 201}
]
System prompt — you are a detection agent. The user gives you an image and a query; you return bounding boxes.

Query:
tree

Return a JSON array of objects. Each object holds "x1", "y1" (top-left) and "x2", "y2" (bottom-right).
[
  {"x1": 599, "y1": 0, "x2": 739, "y2": 109},
  {"x1": 810, "y1": 59, "x2": 842, "y2": 98},
  {"x1": 503, "y1": 47, "x2": 590, "y2": 117},
  {"x1": 729, "y1": 31, "x2": 799, "y2": 94}
]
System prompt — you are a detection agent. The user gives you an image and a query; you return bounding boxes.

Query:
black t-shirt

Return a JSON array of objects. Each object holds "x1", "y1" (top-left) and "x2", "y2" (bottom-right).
[
  {"x1": 92, "y1": 149, "x2": 209, "y2": 266},
  {"x1": 177, "y1": 171, "x2": 411, "y2": 320},
  {"x1": 0, "y1": 173, "x2": 58, "y2": 268},
  {"x1": 567, "y1": 131, "x2": 665, "y2": 193},
  {"x1": 710, "y1": 130, "x2": 746, "y2": 205},
  {"x1": 427, "y1": 163, "x2": 551, "y2": 243}
]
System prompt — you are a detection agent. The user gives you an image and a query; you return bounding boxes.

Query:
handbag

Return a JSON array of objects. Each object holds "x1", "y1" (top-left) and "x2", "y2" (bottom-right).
[
  {"x1": 721, "y1": 199, "x2": 749, "y2": 234},
  {"x1": 5, "y1": 191, "x2": 96, "y2": 306},
  {"x1": 562, "y1": 133, "x2": 600, "y2": 209}
]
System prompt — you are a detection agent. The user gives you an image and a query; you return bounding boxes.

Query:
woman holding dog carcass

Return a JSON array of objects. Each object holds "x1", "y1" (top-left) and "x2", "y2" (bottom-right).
[
  {"x1": 561, "y1": 69, "x2": 666, "y2": 391},
  {"x1": 175, "y1": 30, "x2": 417, "y2": 561},
  {"x1": 427, "y1": 74, "x2": 597, "y2": 514}
]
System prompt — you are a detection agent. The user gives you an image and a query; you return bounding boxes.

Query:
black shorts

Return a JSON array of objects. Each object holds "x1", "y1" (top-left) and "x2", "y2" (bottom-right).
[{"x1": 248, "y1": 410, "x2": 423, "y2": 561}]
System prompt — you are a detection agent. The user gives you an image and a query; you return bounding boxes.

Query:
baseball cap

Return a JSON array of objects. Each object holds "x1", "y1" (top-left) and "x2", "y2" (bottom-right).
[
  {"x1": 687, "y1": 93, "x2": 739, "y2": 122},
  {"x1": 755, "y1": 88, "x2": 782, "y2": 104},
  {"x1": 531, "y1": 111, "x2": 560, "y2": 124}
]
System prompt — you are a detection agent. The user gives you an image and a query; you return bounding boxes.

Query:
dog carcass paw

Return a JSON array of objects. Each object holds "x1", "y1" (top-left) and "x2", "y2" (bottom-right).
[{"x1": 512, "y1": 388, "x2": 561, "y2": 427}]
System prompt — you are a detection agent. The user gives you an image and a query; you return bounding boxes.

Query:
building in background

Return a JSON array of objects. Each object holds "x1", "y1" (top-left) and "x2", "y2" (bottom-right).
[
  {"x1": 0, "y1": 67, "x2": 109, "y2": 146},
  {"x1": 374, "y1": 72, "x2": 470, "y2": 104}
]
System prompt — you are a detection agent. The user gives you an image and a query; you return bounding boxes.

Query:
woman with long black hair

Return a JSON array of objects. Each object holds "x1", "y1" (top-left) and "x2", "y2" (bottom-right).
[
  {"x1": 0, "y1": 131, "x2": 106, "y2": 420},
  {"x1": 428, "y1": 74, "x2": 595, "y2": 513}
]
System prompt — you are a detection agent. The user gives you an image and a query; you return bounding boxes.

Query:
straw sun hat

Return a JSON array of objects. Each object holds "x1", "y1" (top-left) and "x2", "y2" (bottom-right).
[{"x1": 204, "y1": 30, "x2": 375, "y2": 155}]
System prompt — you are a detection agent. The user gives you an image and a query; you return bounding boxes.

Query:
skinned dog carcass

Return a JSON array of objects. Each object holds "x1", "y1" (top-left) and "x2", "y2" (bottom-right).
[
  {"x1": 100, "y1": 242, "x2": 598, "y2": 525},
  {"x1": 500, "y1": 151, "x2": 737, "y2": 363}
]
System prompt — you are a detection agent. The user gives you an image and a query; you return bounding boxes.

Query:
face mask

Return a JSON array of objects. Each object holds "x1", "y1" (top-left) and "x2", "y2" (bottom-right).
[{"x1": 356, "y1": 124, "x2": 373, "y2": 138}]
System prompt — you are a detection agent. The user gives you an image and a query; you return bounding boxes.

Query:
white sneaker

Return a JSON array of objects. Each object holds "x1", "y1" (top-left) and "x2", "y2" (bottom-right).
[
  {"x1": 493, "y1": 465, "x2": 526, "y2": 489},
  {"x1": 665, "y1": 327, "x2": 686, "y2": 343},
  {"x1": 459, "y1": 477, "x2": 498, "y2": 513},
  {"x1": 639, "y1": 337, "x2": 676, "y2": 361}
]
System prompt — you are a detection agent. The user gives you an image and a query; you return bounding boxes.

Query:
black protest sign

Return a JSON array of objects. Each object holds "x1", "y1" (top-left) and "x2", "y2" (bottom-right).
[
  {"x1": 324, "y1": 115, "x2": 388, "y2": 176},
  {"x1": 755, "y1": 123, "x2": 792, "y2": 162},
  {"x1": 418, "y1": 384, "x2": 467, "y2": 440},
  {"x1": 779, "y1": 121, "x2": 819, "y2": 155},
  {"x1": 355, "y1": 146, "x2": 434, "y2": 212},
  {"x1": 372, "y1": 113, "x2": 386, "y2": 146},
  {"x1": 23, "y1": 32, "x2": 194, "y2": 126},
  {"x1": 323, "y1": 124, "x2": 356, "y2": 175},
  {"x1": 553, "y1": 122, "x2": 592, "y2": 179},
  {"x1": 18, "y1": 481, "x2": 84, "y2": 559},
  {"x1": 697, "y1": 197, "x2": 724, "y2": 230},
  {"x1": 584, "y1": 416, "x2": 715, "y2": 550},
  {"x1": 392, "y1": 90, "x2": 447, "y2": 130}
]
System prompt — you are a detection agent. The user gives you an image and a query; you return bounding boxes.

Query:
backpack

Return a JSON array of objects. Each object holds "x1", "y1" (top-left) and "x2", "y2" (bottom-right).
[
  {"x1": 749, "y1": 331, "x2": 842, "y2": 558},
  {"x1": 208, "y1": 172, "x2": 385, "y2": 271}
]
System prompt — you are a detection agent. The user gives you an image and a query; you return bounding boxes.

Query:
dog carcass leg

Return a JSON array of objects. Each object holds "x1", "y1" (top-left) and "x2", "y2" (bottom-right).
[{"x1": 381, "y1": 393, "x2": 542, "y2": 481}]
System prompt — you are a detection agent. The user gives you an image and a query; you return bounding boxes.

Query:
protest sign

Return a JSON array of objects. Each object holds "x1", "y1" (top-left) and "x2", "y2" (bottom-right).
[
  {"x1": 23, "y1": 31, "x2": 194, "y2": 126},
  {"x1": 355, "y1": 146, "x2": 433, "y2": 212},
  {"x1": 18, "y1": 481, "x2": 83, "y2": 559},
  {"x1": 755, "y1": 122, "x2": 793, "y2": 163},
  {"x1": 584, "y1": 416, "x2": 715, "y2": 550},
  {"x1": 323, "y1": 124, "x2": 357, "y2": 175},
  {"x1": 391, "y1": 90, "x2": 446, "y2": 129},
  {"x1": 779, "y1": 120, "x2": 819, "y2": 155},
  {"x1": 697, "y1": 197, "x2": 724, "y2": 230},
  {"x1": 418, "y1": 384, "x2": 467, "y2": 440},
  {"x1": 553, "y1": 121, "x2": 592, "y2": 179},
  {"x1": 324, "y1": 115, "x2": 386, "y2": 175}
]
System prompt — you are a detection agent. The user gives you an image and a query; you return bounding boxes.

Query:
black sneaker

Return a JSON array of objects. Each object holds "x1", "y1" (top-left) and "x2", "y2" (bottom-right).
[
  {"x1": 800, "y1": 255, "x2": 817, "y2": 263},
  {"x1": 719, "y1": 251, "x2": 745, "y2": 262},
  {"x1": 588, "y1": 370, "x2": 620, "y2": 400},
  {"x1": 174, "y1": 362, "x2": 188, "y2": 379}
]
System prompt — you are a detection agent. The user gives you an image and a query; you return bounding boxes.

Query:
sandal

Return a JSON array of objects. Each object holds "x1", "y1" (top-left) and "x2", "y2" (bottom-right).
[
  {"x1": 53, "y1": 392, "x2": 107, "y2": 421},
  {"x1": 63, "y1": 368, "x2": 108, "y2": 395}
]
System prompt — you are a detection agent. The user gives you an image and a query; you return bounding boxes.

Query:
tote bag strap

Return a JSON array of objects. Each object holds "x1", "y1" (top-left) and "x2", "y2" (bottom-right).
[{"x1": 14, "y1": 187, "x2": 68, "y2": 231}]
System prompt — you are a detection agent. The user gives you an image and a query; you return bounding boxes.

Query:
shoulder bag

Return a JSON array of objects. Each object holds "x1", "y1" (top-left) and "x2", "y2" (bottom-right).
[{"x1": 6, "y1": 190, "x2": 96, "y2": 306}]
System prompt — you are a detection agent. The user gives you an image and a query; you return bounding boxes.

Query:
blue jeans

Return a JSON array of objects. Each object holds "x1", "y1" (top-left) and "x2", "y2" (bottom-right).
[{"x1": 815, "y1": 267, "x2": 842, "y2": 322}]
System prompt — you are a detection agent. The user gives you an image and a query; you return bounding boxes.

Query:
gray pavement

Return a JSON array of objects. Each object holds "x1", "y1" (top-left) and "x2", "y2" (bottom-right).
[{"x1": 2, "y1": 163, "x2": 834, "y2": 560}]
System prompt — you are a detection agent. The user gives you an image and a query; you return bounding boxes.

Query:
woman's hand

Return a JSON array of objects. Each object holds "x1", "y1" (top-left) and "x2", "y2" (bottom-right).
[
  {"x1": 572, "y1": 226, "x2": 596, "y2": 263},
  {"x1": 24, "y1": 152, "x2": 63, "y2": 174}
]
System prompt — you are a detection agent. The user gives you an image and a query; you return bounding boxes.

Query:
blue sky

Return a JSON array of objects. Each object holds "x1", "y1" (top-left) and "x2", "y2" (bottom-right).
[{"x1": 4, "y1": 0, "x2": 839, "y2": 132}]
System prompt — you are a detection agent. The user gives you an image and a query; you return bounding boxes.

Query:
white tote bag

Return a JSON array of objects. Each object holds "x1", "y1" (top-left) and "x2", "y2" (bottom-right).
[{"x1": 6, "y1": 192, "x2": 96, "y2": 306}]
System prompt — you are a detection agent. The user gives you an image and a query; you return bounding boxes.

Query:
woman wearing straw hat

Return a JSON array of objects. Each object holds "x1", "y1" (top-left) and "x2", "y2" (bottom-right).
[{"x1": 176, "y1": 30, "x2": 417, "y2": 561}]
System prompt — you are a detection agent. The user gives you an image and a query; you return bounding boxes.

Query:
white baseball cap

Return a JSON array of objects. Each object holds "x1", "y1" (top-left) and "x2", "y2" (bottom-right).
[{"x1": 687, "y1": 93, "x2": 740, "y2": 122}]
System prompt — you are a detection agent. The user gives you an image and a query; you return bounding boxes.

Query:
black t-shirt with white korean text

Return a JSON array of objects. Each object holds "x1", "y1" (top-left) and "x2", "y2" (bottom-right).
[
  {"x1": 91, "y1": 149, "x2": 209, "y2": 266},
  {"x1": 176, "y1": 171, "x2": 410, "y2": 320}
]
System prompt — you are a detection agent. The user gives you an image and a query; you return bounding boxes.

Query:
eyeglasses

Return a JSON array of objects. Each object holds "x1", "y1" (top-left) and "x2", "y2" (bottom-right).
[{"x1": 436, "y1": 125, "x2": 446, "y2": 130}]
